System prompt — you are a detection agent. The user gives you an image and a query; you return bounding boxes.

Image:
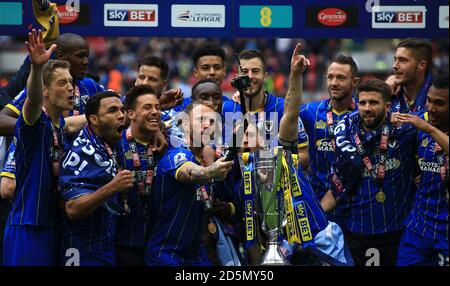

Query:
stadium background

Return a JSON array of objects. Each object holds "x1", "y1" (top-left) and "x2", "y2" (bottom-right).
[
  {"x1": 0, "y1": 0, "x2": 449, "y2": 104},
  {"x1": 1, "y1": 37, "x2": 448, "y2": 103}
]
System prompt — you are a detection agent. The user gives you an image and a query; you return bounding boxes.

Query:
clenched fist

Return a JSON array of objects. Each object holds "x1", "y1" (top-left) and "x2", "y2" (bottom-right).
[
  {"x1": 206, "y1": 157, "x2": 234, "y2": 182},
  {"x1": 111, "y1": 170, "x2": 134, "y2": 193}
]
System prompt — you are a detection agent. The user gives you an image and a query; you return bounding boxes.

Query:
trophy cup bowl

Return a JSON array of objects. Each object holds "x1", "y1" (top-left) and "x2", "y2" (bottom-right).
[{"x1": 252, "y1": 148, "x2": 290, "y2": 265}]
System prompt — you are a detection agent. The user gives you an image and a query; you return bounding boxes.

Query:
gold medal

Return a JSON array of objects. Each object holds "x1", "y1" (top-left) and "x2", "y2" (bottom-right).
[
  {"x1": 208, "y1": 222, "x2": 217, "y2": 234},
  {"x1": 375, "y1": 190, "x2": 386, "y2": 203}
]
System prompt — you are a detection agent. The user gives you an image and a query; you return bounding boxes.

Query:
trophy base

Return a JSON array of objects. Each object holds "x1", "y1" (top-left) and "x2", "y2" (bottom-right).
[{"x1": 260, "y1": 242, "x2": 291, "y2": 265}]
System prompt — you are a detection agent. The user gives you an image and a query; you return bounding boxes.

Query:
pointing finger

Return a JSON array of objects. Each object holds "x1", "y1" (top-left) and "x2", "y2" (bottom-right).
[{"x1": 293, "y1": 43, "x2": 302, "y2": 58}]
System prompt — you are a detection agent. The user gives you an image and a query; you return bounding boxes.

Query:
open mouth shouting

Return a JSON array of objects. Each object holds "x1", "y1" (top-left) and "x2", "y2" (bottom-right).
[{"x1": 117, "y1": 122, "x2": 126, "y2": 135}]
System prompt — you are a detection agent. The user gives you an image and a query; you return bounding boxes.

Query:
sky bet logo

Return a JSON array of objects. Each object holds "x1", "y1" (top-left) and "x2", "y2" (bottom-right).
[
  {"x1": 107, "y1": 10, "x2": 155, "y2": 21},
  {"x1": 104, "y1": 4, "x2": 158, "y2": 27},
  {"x1": 372, "y1": 6, "x2": 426, "y2": 29}
]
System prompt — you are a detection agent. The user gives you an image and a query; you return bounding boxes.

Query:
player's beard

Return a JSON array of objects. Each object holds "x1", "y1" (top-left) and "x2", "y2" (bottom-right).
[
  {"x1": 395, "y1": 65, "x2": 419, "y2": 87},
  {"x1": 244, "y1": 82, "x2": 263, "y2": 99},
  {"x1": 362, "y1": 110, "x2": 386, "y2": 130},
  {"x1": 99, "y1": 121, "x2": 122, "y2": 147},
  {"x1": 328, "y1": 86, "x2": 352, "y2": 102}
]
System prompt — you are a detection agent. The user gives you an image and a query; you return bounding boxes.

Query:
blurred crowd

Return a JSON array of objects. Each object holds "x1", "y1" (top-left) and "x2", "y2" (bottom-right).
[{"x1": 1, "y1": 37, "x2": 449, "y2": 101}]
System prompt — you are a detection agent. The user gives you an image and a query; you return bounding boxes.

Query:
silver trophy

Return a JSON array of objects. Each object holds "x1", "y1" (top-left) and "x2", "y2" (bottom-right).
[{"x1": 248, "y1": 148, "x2": 290, "y2": 265}]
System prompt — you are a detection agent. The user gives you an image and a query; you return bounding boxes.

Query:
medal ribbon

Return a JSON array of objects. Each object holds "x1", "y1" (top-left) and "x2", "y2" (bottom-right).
[
  {"x1": 125, "y1": 128, "x2": 155, "y2": 196},
  {"x1": 104, "y1": 137, "x2": 131, "y2": 215},
  {"x1": 104, "y1": 142, "x2": 118, "y2": 171},
  {"x1": 200, "y1": 185, "x2": 213, "y2": 212},
  {"x1": 42, "y1": 107, "x2": 64, "y2": 187},
  {"x1": 354, "y1": 123, "x2": 390, "y2": 201}
]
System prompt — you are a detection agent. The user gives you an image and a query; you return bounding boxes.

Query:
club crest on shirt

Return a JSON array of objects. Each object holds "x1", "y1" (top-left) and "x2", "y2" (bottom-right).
[
  {"x1": 265, "y1": 120, "x2": 274, "y2": 132},
  {"x1": 174, "y1": 152, "x2": 187, "y2": 166},
  {"x1": 388, "y1": 139, "x2": 398, "y2": 149},
  {"x1": 81, "y1": 95, "x2": 90, "y2": 104},
  {"x1": 315, "y1": 120, "x2": 327, "y2": 129},
  {"x1": 421, "y1": 138, "x2": 430, "y2": 148}
]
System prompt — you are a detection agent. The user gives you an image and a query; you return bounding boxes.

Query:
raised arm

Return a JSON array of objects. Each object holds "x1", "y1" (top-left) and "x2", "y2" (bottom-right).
[
  {"x1": 279, "y1": 43, "x2": 310, "y2": 143},
  {"x1": 23, "y1": 29, "x2": 57, "y2": 125}
]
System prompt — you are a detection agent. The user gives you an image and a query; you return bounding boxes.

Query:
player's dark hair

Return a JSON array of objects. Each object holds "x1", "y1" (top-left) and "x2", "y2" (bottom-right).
[
  {"x1": 358, "y1": 79, "x2": 392, "y2": 103},
  {"x1": 192, "y1": 42, "x2": 226, "y2": 67},
  {"x1": 124, "y1": 84, "x2": 159, "y2": 111},
  {"x1": 432, "y1": 72, "x2": 449, "y2": 90},
  {"x1": 137, "y1": 55, "x2": 169, "y2": 80},
  {"x1": 330, "y1": 55, "x2": 359, "y2": 78},
  {"x1": 191, "y1": 79, "x2": 221, "y2": 100},
  {"x1": 85, "y1": 91, "x2": 121, "y2": 125},
  {"x1": 238, "y1": 49, "x2": 266, "y2": 72},
  {"x1": 396, "y1": 38, "x2": 432, "y2": 73}
]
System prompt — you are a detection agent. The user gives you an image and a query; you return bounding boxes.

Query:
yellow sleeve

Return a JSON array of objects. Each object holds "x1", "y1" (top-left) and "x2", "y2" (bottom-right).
[
  {"x1": 0, "y1": 172, "x2": 15, "y2": 180},
  {"x1": 298, "y1": 142, "x2": 308, "y2": 149},
  {"x1": 22, "y1": 112, "x2": 35, "y2": 126},
  {"x1": 5, "y1": 104, "x2": 20, "y2": 116},
  {"x1": 175, "y1": 162, "x2": 195, "y2": 181}
]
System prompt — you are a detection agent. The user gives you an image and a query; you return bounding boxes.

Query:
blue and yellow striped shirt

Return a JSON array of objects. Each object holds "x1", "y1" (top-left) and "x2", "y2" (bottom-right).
[
  {"x1": 8, "y1": 113, "x2": 65, "y2": 228},
  {"x1": 404, "y1": 113, "x2": 449, "y2": 240},
  {"x1": 146, "y1": 147, "x2": 207, "y2": 264}
]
